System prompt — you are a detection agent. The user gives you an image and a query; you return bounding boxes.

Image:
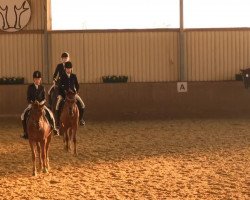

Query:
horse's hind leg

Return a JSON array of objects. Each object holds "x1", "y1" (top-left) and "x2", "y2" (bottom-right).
[{"x1": 29, "y1": 141, "x2": 37, "y2": 176}]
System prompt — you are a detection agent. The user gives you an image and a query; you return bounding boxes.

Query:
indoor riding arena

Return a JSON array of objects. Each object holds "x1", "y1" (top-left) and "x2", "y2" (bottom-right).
[{"x1": 0, "y1": 1, "x2": 249, "y2": 199}]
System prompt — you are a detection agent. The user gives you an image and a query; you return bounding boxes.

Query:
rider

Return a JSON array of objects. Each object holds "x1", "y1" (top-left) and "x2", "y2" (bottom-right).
[
  {"x1": 21, "y1": 71, "x2": 59, "y2": 139},
  {"x1": 48, "y1": 52, "x2": 70, "y2": 108},
  {"x1": 55, "y1": 61, "x2": 85, "y2": 127}
]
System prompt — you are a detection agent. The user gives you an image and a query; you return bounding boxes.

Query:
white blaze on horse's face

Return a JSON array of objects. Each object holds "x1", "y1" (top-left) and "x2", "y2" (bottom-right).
[
  {"x1": 31, "y1": 102, "x2": 44, "y2": 119},
  {"x1": 66, "y1": 97, "x2": 76, "y2": 117}
]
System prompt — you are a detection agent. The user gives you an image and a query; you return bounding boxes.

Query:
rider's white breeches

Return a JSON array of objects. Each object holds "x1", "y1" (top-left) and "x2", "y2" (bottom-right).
[
  {"x1": 21, "y1": 104, "x2": 32, "y2": 120},
  {"x1": 56, "y1": 95, "x2": 63, "y2": 111},
  {"x1": 56, "y1": 94, "x2": 85, "y2": 110},
  {"x1": 48, "y1": 84, "x2": 55, "y2": 95},
  {"x1": 76, "y1": 94, "x2": 85, "y2": 108}
]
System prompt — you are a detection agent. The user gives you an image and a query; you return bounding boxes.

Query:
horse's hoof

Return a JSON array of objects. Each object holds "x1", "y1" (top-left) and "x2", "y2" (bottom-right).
[
  {"x1": 43, "y1": 168, "x2": 49, "y2": 173},
  {"x1": 32, "y1": 172, "x2": 37, "y2": 176}
]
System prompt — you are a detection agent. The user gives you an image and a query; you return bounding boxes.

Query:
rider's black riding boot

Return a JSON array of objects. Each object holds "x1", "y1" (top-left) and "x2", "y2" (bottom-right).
[
  {"x1": 76, "y1": 101, "x2": 85, "y2": 126},
  {"x1": 48, "y1": 94, "x2": 52, "y2": 109},
  {"x1": 45, "y1": 111, "x2": 59, "y2": 136},
  {"x1": 21, "y1": 120, "x2": 28, "y2": 139},
  {"x1": 79, "y1": 107, "x2": 85, "y2": 126},
  {"x1": 48, "y1": 87, "x2": 55, "y2": 109},
  {"x1": 55, "y1": 110, "x2": 60, "y2": 129}
]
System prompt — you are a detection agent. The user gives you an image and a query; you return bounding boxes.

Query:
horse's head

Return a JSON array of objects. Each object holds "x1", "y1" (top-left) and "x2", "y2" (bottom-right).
[
  {"x1": 65, "y1": 90, "x2": 77, "y2": 117},
  {"x1": 30, "y1": 100, "x2": 45, "y2": 119}
]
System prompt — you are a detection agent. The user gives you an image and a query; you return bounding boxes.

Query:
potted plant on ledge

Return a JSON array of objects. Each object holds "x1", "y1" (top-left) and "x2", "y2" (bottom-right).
[
  {"x1": 102, "y1": 75, "x2": 128, "y2": 83},
  {"x1": 0, "y1": 77, "x2": 25, "y2": 84}
]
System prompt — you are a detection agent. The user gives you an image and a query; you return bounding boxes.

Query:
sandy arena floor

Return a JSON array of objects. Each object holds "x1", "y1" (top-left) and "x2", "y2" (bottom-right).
[{"x1": 0, "y1": 117, "x2": 249, "y2": 200}]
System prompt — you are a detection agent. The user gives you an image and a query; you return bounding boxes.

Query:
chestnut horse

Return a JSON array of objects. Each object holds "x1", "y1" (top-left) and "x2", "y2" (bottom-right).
[
  {"x1": 59, "y1": 91, "x2": 79, "y2": 155},
  {"x1": 27, "y1": 101, "x2": 52, "y2": 176}
]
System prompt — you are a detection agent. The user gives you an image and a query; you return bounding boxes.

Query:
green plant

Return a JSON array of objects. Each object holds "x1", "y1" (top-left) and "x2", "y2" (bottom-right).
[
  {"x1": 102, "y1": 75, "x2": 128, "y2": 83},
  {"x1": 0, "y1": 77, "x2": 24, "y2": 84}
]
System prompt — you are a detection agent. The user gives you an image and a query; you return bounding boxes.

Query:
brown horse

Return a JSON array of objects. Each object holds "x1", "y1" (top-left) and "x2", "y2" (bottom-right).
[
  {"x1": 59, "y1": 91, "x2": 79, "y2": 155},
  {"x1": 27, "y1": 101, "x2": 52, "y2": 176}
]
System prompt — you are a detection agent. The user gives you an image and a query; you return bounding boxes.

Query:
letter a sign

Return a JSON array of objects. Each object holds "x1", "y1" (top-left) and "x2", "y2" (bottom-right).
[
  {"x1": 0, "y1": 0, "x2": 31, "y2": 32},
  {"x1": 177, "y1": 82, "x2": 187, "y2": 93}
]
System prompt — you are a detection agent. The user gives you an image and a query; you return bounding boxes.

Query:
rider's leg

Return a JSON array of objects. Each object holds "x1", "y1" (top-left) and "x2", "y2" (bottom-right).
[
  {"x1": 44, "y1": 106, "x2": 59, "y2": 136},
  {"x1": 20, "y1": 104, "x2": 31, "y2": 139},
  {"x1": 55, "y1": 95, "x2": 63, "y2": 128},
  {"x1": 75, "y1": 94, "x2": 85, "y2": 126}
]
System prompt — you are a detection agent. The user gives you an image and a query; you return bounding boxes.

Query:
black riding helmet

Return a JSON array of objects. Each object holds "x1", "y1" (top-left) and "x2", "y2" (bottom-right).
[
  {"x1": 65, "y1": 61, "x2": 72, "y2": 69},
  {"x1": 33, "y1": 71, "x2": 42, "y2": 78},
  {"x1": 61, "y1": 52, "x2": 69, "y2": 58}
]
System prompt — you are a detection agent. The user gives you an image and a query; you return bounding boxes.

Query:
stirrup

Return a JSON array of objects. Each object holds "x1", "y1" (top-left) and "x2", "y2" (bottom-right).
[
  {"x1": 79, "y1": 120, "x2": 85, "y2": 126},
  {"x1": 52, "y1": 127, "x2": 59, "y2": 136}
]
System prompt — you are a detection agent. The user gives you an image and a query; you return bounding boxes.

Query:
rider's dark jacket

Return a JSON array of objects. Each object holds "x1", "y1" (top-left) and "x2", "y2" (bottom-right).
[
  {"x1": 58, "y1": 73, "x2": 79, "y2": 97},
  {"x1": 27, "y1": 84, "x2": 46, "y2": 103},
  {"x1": 53, "y1": 63, "x2": 66, "y2": 82}
]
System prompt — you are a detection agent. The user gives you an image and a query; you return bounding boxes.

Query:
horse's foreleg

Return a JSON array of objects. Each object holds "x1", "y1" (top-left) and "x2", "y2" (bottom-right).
[
  {"x1": 29, "y1": 141, "x2": 37, "y2": 176},
  {"x1": 73, "y1": 129, "x2": 77, "y2": 156},
  {"x1": 65, "y1": 130, "x2": 70, "y2": 152},
  {"x1": 41, "y1": 140, "x2": 48, "y2": 173},
  {"x1": 69, "y1": 128, "x2": 73, "y2": 151},
  {"x1": 46, "y1": 134, "x2": 52, "y2": 170},
  {"x1": 36, "y1": 142, "x2": 42, "y2": 172},
  {"x1": 61, "y1": 127, "x2": 66, "y2": 144}
]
